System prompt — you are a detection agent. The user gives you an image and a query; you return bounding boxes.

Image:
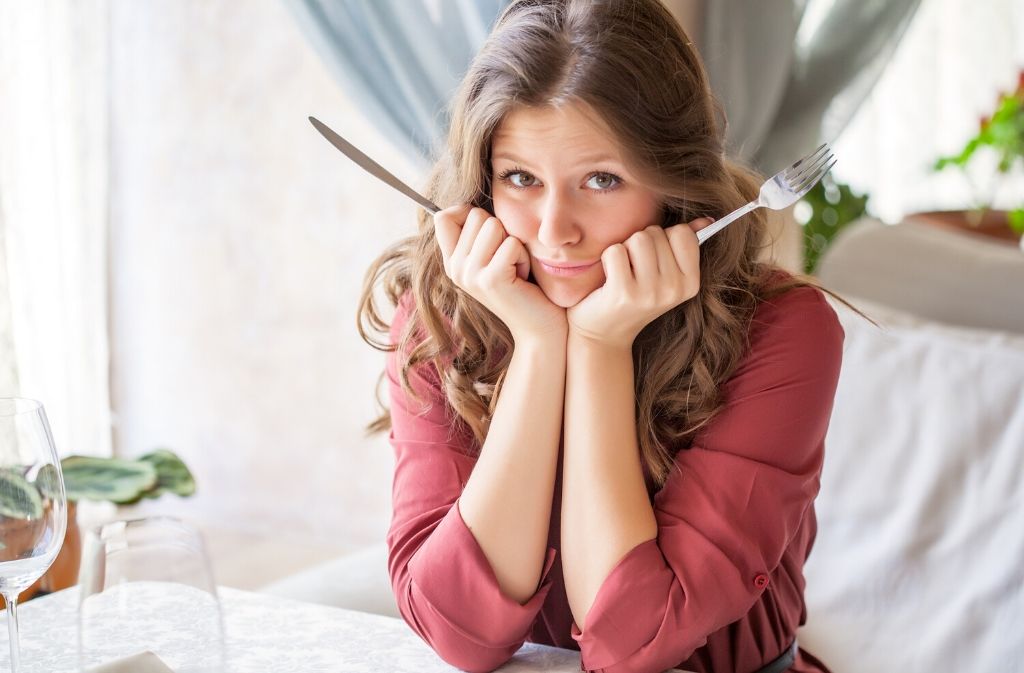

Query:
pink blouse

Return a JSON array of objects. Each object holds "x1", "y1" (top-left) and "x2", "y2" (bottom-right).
[{"x1": 384, "y1": 281, "x2": 843, "y2": 673}]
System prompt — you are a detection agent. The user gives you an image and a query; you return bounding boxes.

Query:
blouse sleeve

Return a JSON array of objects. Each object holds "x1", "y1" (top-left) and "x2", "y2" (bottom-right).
[
  {"x1": 571, "y1": 287, "x2": 846, "y2": 673},
  {"x1": 385, "y1": 294, "x2": 558, "y2": 673}
]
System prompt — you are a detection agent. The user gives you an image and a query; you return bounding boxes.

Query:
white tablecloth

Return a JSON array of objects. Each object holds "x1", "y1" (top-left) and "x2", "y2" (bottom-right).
[{"x1": 0, "y1": 585, "x2": 691, "y2": 672}]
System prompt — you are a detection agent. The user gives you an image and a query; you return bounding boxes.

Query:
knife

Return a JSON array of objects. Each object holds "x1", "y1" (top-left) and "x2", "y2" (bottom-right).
[{"x1": 308, "y1": 116, "x2": 440, "y2": 215}]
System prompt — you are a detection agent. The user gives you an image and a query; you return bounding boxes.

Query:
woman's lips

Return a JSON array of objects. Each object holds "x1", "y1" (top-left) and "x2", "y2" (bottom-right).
[{"x1": 536, "y1": 258, "x2": 599, "y2": 277}]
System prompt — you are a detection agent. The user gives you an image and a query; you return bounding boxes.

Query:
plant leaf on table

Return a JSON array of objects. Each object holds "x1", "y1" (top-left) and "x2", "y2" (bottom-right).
[
  {"x1": 54, "y1": 449, "x2": 197, "y2": 504},
  {"x1": 135, "y1": 449, "x2": 196, "y2": 502},
  {"x1": 57, "y1": 457, "x2": 158, "y2": 503},
  {"x1": 0, "y1": 467, "x2": 44, "y2": 520}
]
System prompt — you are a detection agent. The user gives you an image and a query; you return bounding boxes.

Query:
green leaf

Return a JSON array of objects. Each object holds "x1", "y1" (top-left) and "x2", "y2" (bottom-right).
[
  {"x1": 800, "y1": 176, "x2": 869, "y2": 275},
  {"x1": 0, "y1": 468, "x2": 44, "y2": 520},
  {"x1": 1009, "y1": 208, "x2": 1024, "y2": 235},
  {"x1": 36, "y1": 463, "x2": 63, "y2": 500},
  {"x1": 138, "y1": 449, "x2": 196, "y2": 500},
  {"x1": 60, "y1": 456, "x2": 158, "y2": 503}
]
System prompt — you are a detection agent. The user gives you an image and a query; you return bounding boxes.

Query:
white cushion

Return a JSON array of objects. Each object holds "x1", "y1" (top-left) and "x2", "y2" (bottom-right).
[
  {"x1": 800, "y1": 296, "x2": 1024, "y2": 672},
  {"x1": 817, "y1": 217, "x2": 1024, "y2": 334},
  {"x1": 260, "y1": 544, "x2": 398, "y2": 619}
]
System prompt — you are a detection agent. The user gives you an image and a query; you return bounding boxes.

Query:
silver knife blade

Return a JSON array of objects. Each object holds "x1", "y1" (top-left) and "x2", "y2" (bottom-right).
[{"x1": 308, "y1": 116, "x2": 440, "y2": 215}]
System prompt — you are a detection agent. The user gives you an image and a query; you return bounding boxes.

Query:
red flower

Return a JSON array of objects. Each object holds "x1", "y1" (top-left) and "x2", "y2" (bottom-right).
[{"x1": 1017, "y1": 69, "x2": 1024, "y2": 94}]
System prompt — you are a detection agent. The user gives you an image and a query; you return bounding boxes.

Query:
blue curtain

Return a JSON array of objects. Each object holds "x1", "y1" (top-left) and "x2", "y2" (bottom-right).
[
  {"x1": 285, "y1": 0, "x2": 507, "y2": 168},
  {"x1": 287, "y1": 0, "x2": 922, "y2": 174}
]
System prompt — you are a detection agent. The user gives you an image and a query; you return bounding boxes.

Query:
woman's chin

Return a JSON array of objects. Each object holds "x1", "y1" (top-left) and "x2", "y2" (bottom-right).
[{"x1": 537, "y1": 280, "x2": 591, "y2": 308}]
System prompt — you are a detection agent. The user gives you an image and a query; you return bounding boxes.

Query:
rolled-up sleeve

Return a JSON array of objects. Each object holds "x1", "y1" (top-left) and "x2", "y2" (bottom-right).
[
  {"x1": 571, "y1": 289, "x2": 846, "y2": 673},
  {"x1": 385, "y1": 295, "x2": 557, "y2": 673}
]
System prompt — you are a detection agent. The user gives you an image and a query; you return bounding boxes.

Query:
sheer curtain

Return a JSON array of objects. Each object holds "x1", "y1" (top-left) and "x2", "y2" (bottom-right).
[
  {"x1": 284, "y1": 0, "x2": 507, "y2": 167},
  {"x1": 0, "y1": 0, "x2": 112, "y2": 458},
  {"x1": 700, "y1": 0, "x2": 923, "y2": 174}
]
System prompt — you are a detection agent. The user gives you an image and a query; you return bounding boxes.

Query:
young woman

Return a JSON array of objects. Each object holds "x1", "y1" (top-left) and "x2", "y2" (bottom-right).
[{"x1": 359, "y1": 1, "x2": 846, "y2": 671}]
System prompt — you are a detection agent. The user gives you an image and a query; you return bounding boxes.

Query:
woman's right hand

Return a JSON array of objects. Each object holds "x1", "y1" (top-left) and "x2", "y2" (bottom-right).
[{"x1": 433, "y1": 204, "x2": 567, "y2": 343}]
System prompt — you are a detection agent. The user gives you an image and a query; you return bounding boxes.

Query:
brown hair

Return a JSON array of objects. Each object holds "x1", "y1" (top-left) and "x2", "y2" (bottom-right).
[{"x1": 358, "y1": 0, "x2": 862, "y2": 487}]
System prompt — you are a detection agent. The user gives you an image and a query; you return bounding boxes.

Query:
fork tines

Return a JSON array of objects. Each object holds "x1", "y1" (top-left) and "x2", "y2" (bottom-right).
[{"x1": 785, "y1": 142, "x2": 836, "y2": 196}]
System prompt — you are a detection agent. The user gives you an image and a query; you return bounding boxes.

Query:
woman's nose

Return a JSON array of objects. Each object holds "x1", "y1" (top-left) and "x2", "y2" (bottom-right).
[{"x1": 536, "y1": 191, "x2": 581, "y2": 249}]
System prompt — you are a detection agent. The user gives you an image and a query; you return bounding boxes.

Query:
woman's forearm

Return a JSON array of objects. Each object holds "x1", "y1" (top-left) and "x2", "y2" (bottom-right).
[
  {"x1": 560, "y1": 334, "x2": 658, "y2": 628},
  {"x1": 459, "y1": 333, "x2": 567, "y2": 604}
]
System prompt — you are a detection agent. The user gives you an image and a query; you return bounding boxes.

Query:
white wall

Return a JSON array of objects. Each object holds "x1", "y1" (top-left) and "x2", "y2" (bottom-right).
[{"x1": 108, "y1": 0, "x2": 420, "y2": 549}]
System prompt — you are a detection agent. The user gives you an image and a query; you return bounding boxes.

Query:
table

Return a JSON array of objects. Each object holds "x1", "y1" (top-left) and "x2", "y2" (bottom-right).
[{"x1": 0, "y1": 586, "x2": 690, "y2": 672}]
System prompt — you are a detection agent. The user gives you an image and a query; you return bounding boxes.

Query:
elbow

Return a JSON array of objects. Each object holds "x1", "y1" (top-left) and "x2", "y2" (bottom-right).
[
  {"x1": 582, "y1": 649, "x2": 688, "y2": 673},
  {"x1": 577, "y1": 627, "x2": 696, "y2": 673},
  {"x1": 433, "y1": 645, "x2": 516, "y2": 673},
  {"x1": 406, "y1": 609, "x2": 520, "y2": 673},
  {"x1": 393, "y1": 582, "x2": 521, "y2": 673},
  {"x1": 404, "y1": 612, "x2": 518, "y2": 672},
  {"x1": 594, "y1": 656, "x2": 665, "y2": 673}
]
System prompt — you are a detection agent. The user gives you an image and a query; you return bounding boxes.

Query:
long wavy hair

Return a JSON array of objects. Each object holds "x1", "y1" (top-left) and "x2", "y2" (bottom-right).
[{"x1": 358, "y1": 0, "x2": 854, "y2": 488}]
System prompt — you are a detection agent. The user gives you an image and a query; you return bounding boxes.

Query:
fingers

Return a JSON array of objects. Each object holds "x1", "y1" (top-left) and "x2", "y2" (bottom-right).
[
  {"x1": 432, "y1": 203, "x2": 471, "y2": 266},
  {"x1": 666, "y1": 219, "x2": 703, "y2": 283},
  {"x1": 488, "y1": 235, "x2": 528, "y2": 283},
  {"x1": 464, "y1": 217, "x2": 507, "y2": 272},
  {"x1": 617, "y1": 225, "x2": 681, "y2": 292},
  {"x1": 609, "y1": 222, "x2": 701, "y2": 301},
  {"x1": 600, "y1": 243, "x2": 632, "y2": 288},
  {"x1": 622, "y1": 228, "x2": 659, "y2": 287},
  {"x1": 450, "y1": 208, "x2": 491, "y2": 271},
  {"x1": 433, "y1": 204, "x2": 519, "y2": 288},
  {"x1": 643, "y1": 225, "x2": 678, "y2": 278}
]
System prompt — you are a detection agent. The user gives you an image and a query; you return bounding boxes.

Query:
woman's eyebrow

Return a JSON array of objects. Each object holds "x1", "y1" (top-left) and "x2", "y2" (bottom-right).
[{"x1": 492, "y1": 151, "x2": 622, "y2": 165}]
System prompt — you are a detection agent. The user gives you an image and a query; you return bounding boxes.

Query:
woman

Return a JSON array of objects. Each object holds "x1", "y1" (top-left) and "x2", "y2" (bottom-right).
[{"x1": 358, "y1": 1, "x2": 846, "y2": 671}]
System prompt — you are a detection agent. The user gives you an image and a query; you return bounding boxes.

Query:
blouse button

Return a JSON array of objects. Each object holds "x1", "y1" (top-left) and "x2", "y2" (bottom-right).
[{"x1": 754, "y1": 573, "x2": 770, "y2": 589}]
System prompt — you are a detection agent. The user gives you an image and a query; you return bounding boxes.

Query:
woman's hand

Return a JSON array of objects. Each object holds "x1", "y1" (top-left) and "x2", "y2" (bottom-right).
[
  {"x1": 433, "y1": 204, "x2": 568, "y2": 344},
  {"x1": 566, "y1": 219, "x2": 710, "y2": 349}
]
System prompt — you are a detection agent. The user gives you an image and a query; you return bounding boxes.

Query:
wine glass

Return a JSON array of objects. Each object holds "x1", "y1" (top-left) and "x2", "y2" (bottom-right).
[
  {"x1": 0, "y1": 398, "x2": 68, "y2": 673},
  {"x1": 77, "y1": 516, "x2": 227, "y2": 672}
]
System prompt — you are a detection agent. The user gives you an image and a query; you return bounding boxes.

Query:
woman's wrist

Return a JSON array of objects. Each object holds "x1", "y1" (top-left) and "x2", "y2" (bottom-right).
[
  {"x1": 567, "y1": 326, "x2": 635, "y2": 354},
  {"x1": 512, "y1": 326, "x2": 569, "y2": 354}
]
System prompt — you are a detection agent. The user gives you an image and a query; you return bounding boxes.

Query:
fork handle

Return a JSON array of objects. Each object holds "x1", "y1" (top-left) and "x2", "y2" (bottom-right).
[{"x1": 696, "y1": 200, "x2": 760, "y2": 246}]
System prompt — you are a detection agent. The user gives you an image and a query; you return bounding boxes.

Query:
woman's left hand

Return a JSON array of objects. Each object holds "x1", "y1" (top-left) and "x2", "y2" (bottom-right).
[{"x1": 566, "y1": 218, "x2": 711, "y2": 349}]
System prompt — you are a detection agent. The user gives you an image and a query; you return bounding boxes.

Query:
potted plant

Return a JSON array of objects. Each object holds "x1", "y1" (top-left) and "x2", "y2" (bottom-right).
[
  {"x1": 799, "y1": 173, "x2": 869, "y2": 275},
  {"x1": 0, "y1": 449, "x2": 195, "y2": 605},
  {"x1": 926, "y1": 69, "x2": 1024, "y2": 246}
]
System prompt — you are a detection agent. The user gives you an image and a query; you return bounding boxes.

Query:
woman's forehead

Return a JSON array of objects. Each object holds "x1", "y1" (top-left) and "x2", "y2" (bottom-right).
[{"x1": 491, "y1": 102, "x2": 624, "y2": 162}]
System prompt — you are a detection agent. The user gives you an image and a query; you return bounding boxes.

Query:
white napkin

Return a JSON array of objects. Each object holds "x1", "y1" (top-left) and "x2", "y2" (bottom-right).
[{"x1": 86, "y1": 650, "x2": 175, "y2": 673}]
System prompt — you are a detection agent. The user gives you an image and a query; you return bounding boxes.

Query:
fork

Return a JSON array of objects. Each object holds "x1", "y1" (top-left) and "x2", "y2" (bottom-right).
[{"x1": 696, "y1": 142, "x2": 836, "y2": 246}]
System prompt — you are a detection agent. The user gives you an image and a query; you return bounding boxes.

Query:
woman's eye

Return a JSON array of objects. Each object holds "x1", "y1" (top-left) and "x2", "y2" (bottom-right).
[
  {"x1": 498, "y1": 169, "x2": 537, "y2": 189},
  {"x1": 586, "y1": 172, "x2": 621, "y2": 191},
  {"x1": 496, "y1": 167, "x2": 622, "y2": 192}
]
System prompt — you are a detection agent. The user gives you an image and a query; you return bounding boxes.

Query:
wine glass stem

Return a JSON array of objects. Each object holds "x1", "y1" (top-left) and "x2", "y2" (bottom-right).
[{"x1": 3, "y1": 594, "x2": 19, "y2": 673}]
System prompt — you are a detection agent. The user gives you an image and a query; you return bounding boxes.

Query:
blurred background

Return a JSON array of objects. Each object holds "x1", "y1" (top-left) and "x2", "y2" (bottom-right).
[{"x1": 1, "y1": 1, "x2": 1023, "y2": 670}]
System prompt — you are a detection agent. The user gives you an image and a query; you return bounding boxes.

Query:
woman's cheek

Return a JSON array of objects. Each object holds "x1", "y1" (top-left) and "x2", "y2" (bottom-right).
[{"x1": 494, "y1": 204, "x2": 533, "y2": 240}]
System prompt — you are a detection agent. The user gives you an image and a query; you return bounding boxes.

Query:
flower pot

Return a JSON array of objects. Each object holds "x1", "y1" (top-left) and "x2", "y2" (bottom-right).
[
  {"x1": 0, "y1": 501, "x2": 81, "y2": 607},
  {"x1": 907, "y1": 209, "x2": 1022, "y2": 246}
]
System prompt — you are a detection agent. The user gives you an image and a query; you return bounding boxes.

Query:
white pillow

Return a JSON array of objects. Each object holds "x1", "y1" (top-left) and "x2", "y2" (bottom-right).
[
  {"x1": 817, "y1": 217, "x2": 1024, "y2": 335},
  {"x1": 799, "y1": 296, "x2": 1024, "y2": 672}
]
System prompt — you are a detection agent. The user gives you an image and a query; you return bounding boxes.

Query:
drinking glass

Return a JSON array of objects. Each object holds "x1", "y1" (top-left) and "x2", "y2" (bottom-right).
[
  {"x1": 77, "y1": 516, "x2": 226, "y2": 672},
  {"x1": 0, "y1": 398, "x2": 68, "y2": 673}
]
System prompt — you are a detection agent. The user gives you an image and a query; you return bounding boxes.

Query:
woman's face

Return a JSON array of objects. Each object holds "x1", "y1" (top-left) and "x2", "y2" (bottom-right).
[{"x1": 490, "y1": 103, "x2": 663, "y2": 308}]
